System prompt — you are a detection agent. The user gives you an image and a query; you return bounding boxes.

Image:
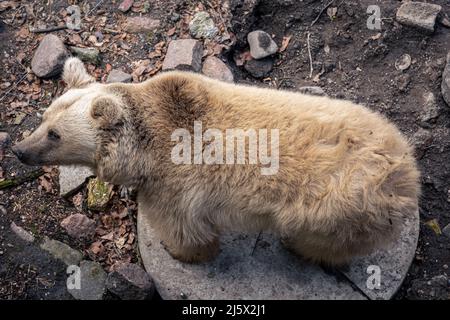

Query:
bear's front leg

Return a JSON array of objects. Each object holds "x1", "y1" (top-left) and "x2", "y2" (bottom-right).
[
  {"x1": 139, "y1": 196, "x2": 220, "y2": 263},
  {"x1": 161, "y1": 237, "x2": 220, "y2": 263}
]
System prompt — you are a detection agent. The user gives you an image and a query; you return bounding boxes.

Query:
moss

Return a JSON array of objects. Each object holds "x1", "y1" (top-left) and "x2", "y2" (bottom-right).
[{"x1": 87, "y1": 178, "x2": 112, "y2": 211}]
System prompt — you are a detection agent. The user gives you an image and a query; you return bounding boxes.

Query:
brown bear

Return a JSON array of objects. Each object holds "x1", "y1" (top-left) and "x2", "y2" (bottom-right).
[{"x1": 12, "y1": 57, "x2": 420, "y2": 266}]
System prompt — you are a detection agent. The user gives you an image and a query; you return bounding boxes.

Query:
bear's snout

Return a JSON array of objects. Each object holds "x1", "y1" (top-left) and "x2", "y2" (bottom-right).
[{"x1": 11, "y1": 143, "x2": 41, "y2": 166}]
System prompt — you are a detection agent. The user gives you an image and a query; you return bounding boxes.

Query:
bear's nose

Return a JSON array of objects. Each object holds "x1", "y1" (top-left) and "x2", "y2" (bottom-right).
[{"x1": 11, "y1": 145, "x2": 24, "y2": 160}]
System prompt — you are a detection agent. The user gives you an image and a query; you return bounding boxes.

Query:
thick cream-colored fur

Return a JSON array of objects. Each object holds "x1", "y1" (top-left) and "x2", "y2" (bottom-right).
[{"x1": 15, "y1": 58, "x2": 420, "y2": 266}]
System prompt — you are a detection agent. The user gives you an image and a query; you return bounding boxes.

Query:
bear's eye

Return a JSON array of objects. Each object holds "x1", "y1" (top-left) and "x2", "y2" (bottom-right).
[{"x1": 48, "y1": 129, "x2": 61, "y2": 141}]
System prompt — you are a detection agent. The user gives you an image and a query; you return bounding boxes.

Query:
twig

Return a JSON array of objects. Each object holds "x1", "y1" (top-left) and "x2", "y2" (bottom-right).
[
  {"x1": 0, "y1": 72, "x2": 28, "y2": 103},
  {"x1": 30, "y1": 25, "x2": 67, "y2": 33},
  {"x1": 306, "y1": 32, "x2": 314, "y2": 78},
  {"x1": 310, "y1": 0, "x2": 335, "y2": 27},
  {"x1": 0, "y1": 169, "x2": 45, "y2": 190},
  {"x1": 251, "y1": 231, "x2": 262, "y2": 256}
]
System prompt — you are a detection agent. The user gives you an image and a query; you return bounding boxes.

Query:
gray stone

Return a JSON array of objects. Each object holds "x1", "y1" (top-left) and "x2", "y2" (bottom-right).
[
  {"x1": 137, "y1": 213, "x2": 366, "y2": 300},
  {"x1": 244, "y1": 58, "x2": 274, "y2": 78},
  {"x1": 106, "y1": 69, "x2": 132, "y2": 83},
  {"x1": 442, "y1": 224, "x2": 450, "y2": 239},
  {"x1": 442, "y1": 53, "x2": 450, "y2": 107},
  {"x1": 59, "y1": 165, "x2": 94, "y2": 196},
  {"x1": 202, "y1": 56, "x2": 234, "y2": 82},
  {"x1": 40, "y1": 237, "x2": 83, "y2": 266},
  {"x1": 342, "y1": 210, "x2": 420, "y2": 300},
  {"x1": 124, "y1": 17, "x2": 160, "y2": 33},
  {"x1": 106, "y1": 263, "x2": 155, "y2": 300},
  {"x1": 10, "y1": 222, "x2": 34, "y2": 243},
  {"x1": 411, "y1": 128, "x2": 433, "y2": 159},
  {"x1": 162, "y1": 39, "x2": 203, "y2": 72},
  {"x1": 31, "y1": 34, "x2": 70, "y2": 78},
  {"x1": 395, "y1": 53, "x2": 412, "y2": 71},
  {"x1": 0, "y1": 132, "x2": 10, "y2": 158},
  {"x1": 396, "y1": 2, "x2": 442, "y2": 33},
  {"x1": 247, "y1": 30, "x2": 278, "y2": 59},
  {"x1": 61, "y1": 214, "x2": 96, "y2": 239},
  {"x1": 298, "y1": 86, "x2": 326, "y2": 96},
  {"x1": 189, "y1": 11, "x2": 219, "y2": 39},
  {"x1": 68, "y1": 260, "x2": 107, "y2": 300},
  {"x1": 0, "y1": 132, "x2": 11, "y2": 148},
  {"x1": 69, "y1": 47, "x2": 100, "y2": 65},
  {"x1": 420, "y1": 91, "x2": 439, "y2": 122}
]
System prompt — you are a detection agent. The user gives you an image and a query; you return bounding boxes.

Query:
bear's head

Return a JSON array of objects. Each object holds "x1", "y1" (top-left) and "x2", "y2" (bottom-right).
[{"x1": 12, "y1": 57, "x2": 125, "y2": 169}]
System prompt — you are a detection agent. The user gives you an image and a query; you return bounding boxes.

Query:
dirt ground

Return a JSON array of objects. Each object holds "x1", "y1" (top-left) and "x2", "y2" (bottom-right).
[{"x1": 0, "y1": 0, "x2": 449, "y2": 299}]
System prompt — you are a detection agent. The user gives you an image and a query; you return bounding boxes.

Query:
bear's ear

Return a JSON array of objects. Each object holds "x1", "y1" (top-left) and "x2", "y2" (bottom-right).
[
  {"x1": 62, "y1": 57, "x2": 95, "y2": 89},
  {"x1": 90, "y1": 95, "x2": 124, "y2": 128}
]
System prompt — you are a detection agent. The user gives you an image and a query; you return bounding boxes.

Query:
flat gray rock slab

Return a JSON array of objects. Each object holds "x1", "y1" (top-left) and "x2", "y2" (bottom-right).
[
  {"x1": 342, "y1": 212, "x2": 419, "y2": 300},
  {"x1": 138, "y1": 207, "x2": 419, "y2": 300},
  {"x1": 138, "y1": 214, "x2": 366, "y2": 300},
  {"x1": 59, "y1": 165, "x2": 94, "y2": 196}
]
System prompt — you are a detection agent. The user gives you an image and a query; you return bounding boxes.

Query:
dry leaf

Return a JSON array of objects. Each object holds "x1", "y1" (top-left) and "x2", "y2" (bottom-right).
[
  {"x1": 234, "y1": 51, "x2": 252, "y2": 67},
  {"x1": 279, "y1": 35, "x2": 292, "y2": 53},
  {"x1": 425, "y1": 219, "x2": 442, "y2": 235},
  {"x1": 327, "y1": 7, "x2": 338, "y2": 19},
  {"x1": 38, "y1": 175, "x2": 53, "y2": 193},
  {"x1": 166, "y1": 27, "x2": 176, "y2": 37},
  {"x1": 101, "y1": 231, "x2": 114, "y2": 241},
  {"x1": 89, "y1": 241, "x2": 104, "y2": 254}
]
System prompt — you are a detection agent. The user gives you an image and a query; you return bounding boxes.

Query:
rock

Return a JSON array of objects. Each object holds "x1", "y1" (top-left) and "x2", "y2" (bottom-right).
[
  {"x1": 0, "y1": 132, "x2": 10, "y2": 159},
  {"x1": 395, "y1": 53, "x2": 412, "y2": 71},
  {"x1": 202, "y1": 56, "x2": 234, "y2": 82},
  {"x1": 443, "y1": 224, "x2": 450, "y2": 239},
  {"x1": 420, "y1": 91, "x2": 439, "y2": 123},
  {"x1": 189, "y1": 11, "x2": 219, "y2": 39},
  {"x1": 298, "y1": 86, "x2": 326, "y2": 96},
  {"x1": 118, "y1": 0, "x2": 134, "y2": 12},
  {"x1": 10, "y1": 222, "x2": 34, "y2": 243},
  {"x1": 244, "y1": 58, "x2": 274, "y2": 78},
  {"x1": 396, "y1": 2, "x2": 442, "y2": 33},
  {"x1": 395, "y1": 73, "x2": 411, "y2": 92},
  {"x1": 106, "y1": 69, "x2": 132, "y2": 83},
  {"x1": 40, "y1": 237, "x2": 83, "y2": 266},
  {"x1": 442, "y1": 53, "x2": 450, "y2": 107},
  {"x1": 31, "y1": 34, "x2": 70, "y2": 78},
  {"x1": 106, "y1": 263, "x2": 155, "y2": 300},
  {"x1": 162, "y1": 39, "x2": 203, "y2": 72},
  {"x1": 59, "y1": 165, "x2": 94, "y2": 196},
  {"x1": 411, "y1": 128, "x2": 432, "y2": 159},
  {"x1": 87, "y1": 178, "x2": 113, "y2": 211},
  {"x1": 247, "y1": 30, "x2": 278, "y2": 59},
  {"x1": 94, "y1": 31, "x2": 104, "y2": 42},
  {"x1": 124, "y1": 17, "x2": 160, "y2": 33},
  {"x1": 69, "y1": 47, "x2": 100, "y2": 65},
  {"x1": 0, "y1": 132, "x2": 11, "y2": 148},
  {"x1": 61, "y1": 214, "x2": 96, "y2": 239},
  {"x1": 68, "y1": 260, "x2": 107, "y2": 300},
  {"x1": 138, "y1": 213, "x2": 366, "y2": 299}
]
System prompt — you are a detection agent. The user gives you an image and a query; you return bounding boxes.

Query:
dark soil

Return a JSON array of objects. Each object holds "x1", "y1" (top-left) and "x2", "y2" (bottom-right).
[{"x1": 0, "y1": 0, "x2": 449, "y2": 299}]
